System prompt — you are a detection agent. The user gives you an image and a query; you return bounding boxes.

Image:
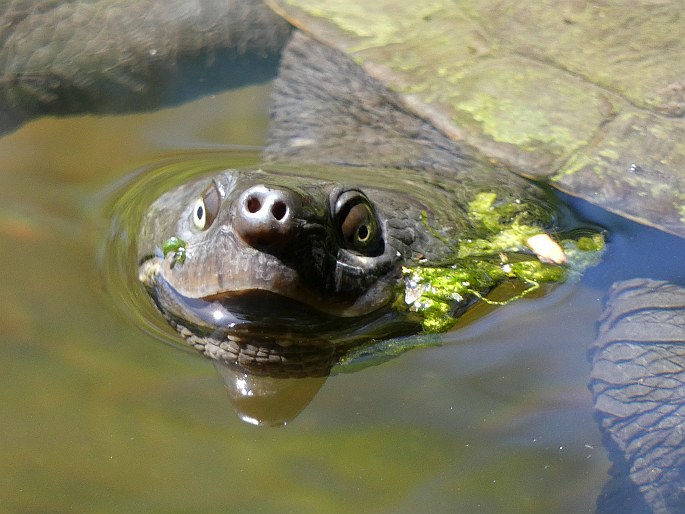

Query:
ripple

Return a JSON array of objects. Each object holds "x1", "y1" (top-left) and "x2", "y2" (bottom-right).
[{"x1": 97, "y1": 149, "x2": 262, "y2": 349}]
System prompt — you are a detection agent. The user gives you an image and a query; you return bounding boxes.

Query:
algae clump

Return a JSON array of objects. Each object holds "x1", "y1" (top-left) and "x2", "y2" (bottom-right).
[
  {"x1": 162, "y1": 236, "x2": 187, "y2": 266},
  {"x1": 402, "y1": 192, "x2": 605, "y2": 333}
]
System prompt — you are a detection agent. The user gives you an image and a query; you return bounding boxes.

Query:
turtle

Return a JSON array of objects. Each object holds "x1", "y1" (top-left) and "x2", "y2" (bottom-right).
[{"x1": 2, "y1": 1, "x2": 685, "y2": 511}]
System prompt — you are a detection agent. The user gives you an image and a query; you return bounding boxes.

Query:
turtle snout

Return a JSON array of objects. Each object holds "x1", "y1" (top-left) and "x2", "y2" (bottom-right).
[{"x1": 234, "y1": 185, "x2": 297, "y2": 250}]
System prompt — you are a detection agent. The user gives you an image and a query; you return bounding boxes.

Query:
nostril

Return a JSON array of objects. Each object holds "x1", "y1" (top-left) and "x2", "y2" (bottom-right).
[
  {"x1": 271, "y1": 200, "x2": 287, "y2": 221},
  {"x1": 235, "y1": 186, "x2": 297, "y2": 250},
  {"x1": 246, "y1": 196, "x2": 261, "y2": 213}
]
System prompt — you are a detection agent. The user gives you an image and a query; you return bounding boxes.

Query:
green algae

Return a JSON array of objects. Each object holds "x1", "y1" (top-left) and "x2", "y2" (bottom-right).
[
  {"x1": 402, "y1": 193, "x2": 605, "y2": 333},
  {"x1": 460, "y1": 191, "x2": 549, "y2": 254},
  {"x1": 335, "y1": 333, "x2": 444, "y2": 373},
  {"x1": 455, "y1": 86, "x2": 580, "y2": 151},
  {"x1": 162, "y1": 236, "x2": 187, "y2": 265}
]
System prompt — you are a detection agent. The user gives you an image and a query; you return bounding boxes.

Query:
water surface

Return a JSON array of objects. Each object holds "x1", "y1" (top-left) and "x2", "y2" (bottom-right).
[{"x1": 1, "y1": 82, "x2": 684, "y2": 513}]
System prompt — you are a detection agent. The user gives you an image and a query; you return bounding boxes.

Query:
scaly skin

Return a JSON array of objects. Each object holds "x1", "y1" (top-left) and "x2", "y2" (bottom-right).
[{"x1": 590, "y1": 280, "x2": 685, "y2": 514}]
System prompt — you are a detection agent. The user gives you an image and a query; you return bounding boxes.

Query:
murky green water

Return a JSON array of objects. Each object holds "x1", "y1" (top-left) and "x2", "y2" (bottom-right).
[{"x1": 1, "y1": 82, "x2": 683, "y2": 513}]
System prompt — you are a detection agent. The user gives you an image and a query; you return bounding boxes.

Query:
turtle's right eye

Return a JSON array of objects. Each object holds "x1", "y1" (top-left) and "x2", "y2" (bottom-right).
[{"x1": 192, "y1": 181, "x2": 221, "y2": 230}]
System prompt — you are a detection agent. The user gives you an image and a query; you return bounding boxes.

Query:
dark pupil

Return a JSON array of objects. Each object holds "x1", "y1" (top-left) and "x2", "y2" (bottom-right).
[
  {"x1": 196, "y1": 204, "x2": 204, "y2": 221},
  {"x1": 357, "y1": 225, "x2": 369, "y2": 241}
]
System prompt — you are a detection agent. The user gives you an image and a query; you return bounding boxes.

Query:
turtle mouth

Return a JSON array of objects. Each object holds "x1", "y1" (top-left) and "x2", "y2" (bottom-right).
[
  {"x1": 140, "y1": 253, "x2": 414, "y2": 330},
  {"x1": 200, "y1": 289, "x2": 358, "y2": 330},
  {"x1": 139, "y1": 257, "x2": 421, "y2": 376},
  {"x1": 151, "y1": 277, "x2": 368, "y2": 337},
  {"x1": 141, "y1": 257, "x2": 411, "y2": 338},
  {"x1": 139, "y1": 257, "x2": 334, "y2": 329}
]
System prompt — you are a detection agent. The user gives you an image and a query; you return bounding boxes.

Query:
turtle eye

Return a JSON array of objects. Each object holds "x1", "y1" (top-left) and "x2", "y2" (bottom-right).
[
  {"x1": 336, "y1": 191, "x2": 383, "y2": 255},
  {"x1": 192, "y1": 181, "x2": 221, "y2": 230}
]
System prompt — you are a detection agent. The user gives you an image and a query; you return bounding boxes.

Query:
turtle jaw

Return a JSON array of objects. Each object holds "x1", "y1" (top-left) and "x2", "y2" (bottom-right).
[
  {"x1": 138, "y1": 254, "x2": 424, "y2": 376},
  {"x1": 139, "y1": 255, "x2": 404, "y2": 340},
  {"x1": 139, "y1": 256, "x2": 337, "y2": 332},
  {"x1": 138, "y1": 257, "x2": 377, "y2": 377},
  {"x1": 140, "y1": 231, "x2": 405, "y2": 318}
]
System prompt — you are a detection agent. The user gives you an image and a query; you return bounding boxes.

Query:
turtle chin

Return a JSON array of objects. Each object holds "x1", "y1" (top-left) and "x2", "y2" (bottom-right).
[{"x1": 195, "y1": 332, "x2": 338, "y2": 378}]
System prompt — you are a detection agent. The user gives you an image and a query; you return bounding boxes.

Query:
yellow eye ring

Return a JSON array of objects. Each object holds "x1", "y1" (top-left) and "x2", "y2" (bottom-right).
[
  {"x1": 193, "y1": 198, "x2": 207, "y2": 229},
  {"x1": 355, "y1": 223, "x2": 371, "y2": 243},
  {"x1": 191, "y1": 180, "x2": 221, "y2": 231}
]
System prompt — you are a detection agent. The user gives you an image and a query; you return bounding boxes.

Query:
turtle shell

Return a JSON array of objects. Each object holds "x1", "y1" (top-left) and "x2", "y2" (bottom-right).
[{"x1": 268, "y1": 0, "x2": 685, "y2": 238}]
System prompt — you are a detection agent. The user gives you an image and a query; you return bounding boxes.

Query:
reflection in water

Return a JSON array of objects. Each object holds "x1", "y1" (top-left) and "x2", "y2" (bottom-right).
[{"x1": 216, "y1": 363, "x2": 327, "y2": 427}]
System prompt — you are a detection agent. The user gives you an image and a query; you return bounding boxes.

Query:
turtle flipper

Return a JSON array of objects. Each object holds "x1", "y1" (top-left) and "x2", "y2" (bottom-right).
[{"x1": 589, "y1": 279, "x2": 685, "y2": 514}]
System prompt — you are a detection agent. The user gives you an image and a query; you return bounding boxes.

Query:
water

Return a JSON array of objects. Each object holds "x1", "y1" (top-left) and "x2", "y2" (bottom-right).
[{"x1": 1, "y1": 83, "x2": 684, "y2": 513}]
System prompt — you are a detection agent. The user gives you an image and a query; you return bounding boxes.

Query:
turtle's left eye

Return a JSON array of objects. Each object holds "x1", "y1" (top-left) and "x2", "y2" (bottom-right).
[
  {"x1": 335, "y1": 190, "x2": 383, "y2": 256},
  {"x1": 192, "y1": 181, "x2": 221, "y2": 230}
]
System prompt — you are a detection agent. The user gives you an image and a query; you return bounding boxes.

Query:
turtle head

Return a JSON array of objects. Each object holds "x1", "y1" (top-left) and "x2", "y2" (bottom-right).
[{"x1": 137, "y1": 168, "x2": 429, "y2": 375}]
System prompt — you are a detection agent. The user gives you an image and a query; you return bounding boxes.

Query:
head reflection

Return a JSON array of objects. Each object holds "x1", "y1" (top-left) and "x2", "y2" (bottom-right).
[{"x1": 215, "y1": 362, "x2": 327, "y2": 427}]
